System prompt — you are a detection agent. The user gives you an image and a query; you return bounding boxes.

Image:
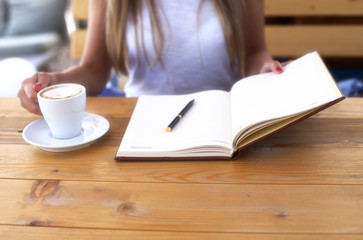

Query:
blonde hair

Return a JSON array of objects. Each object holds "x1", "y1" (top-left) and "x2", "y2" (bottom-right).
[{"x1": 106, "y1": 0, "x2": 246, "y2": 76}]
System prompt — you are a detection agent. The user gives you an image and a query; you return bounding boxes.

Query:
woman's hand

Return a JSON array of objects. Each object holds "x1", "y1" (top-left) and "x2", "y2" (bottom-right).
[
  {"x1": 259, "y1": 59, "x2": 291, "y2": 74},
  {"x1": 17, "y1": 72, "x2": 57, "y2": 115}
]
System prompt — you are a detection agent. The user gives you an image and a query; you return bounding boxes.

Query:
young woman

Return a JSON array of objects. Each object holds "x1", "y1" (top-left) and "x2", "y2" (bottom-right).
[{"x1": 18, "y1": 0, "x2": 284, "y2": 114}]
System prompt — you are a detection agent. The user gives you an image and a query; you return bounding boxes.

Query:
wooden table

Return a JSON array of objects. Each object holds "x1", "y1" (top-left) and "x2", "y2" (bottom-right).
[{"x1": 0, "y1": 97, "x2": 363, "y2": 239}]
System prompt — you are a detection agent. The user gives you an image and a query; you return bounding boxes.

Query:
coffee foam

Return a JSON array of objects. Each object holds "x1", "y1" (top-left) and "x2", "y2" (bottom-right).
[{"x1": 41, "y1": 86, "x2": 82, "y2": 99}]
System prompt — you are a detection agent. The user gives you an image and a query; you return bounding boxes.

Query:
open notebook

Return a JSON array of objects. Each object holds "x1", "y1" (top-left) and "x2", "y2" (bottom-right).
[{"x1": 115, "y1": 52, "x2": 345, "y2": 160}]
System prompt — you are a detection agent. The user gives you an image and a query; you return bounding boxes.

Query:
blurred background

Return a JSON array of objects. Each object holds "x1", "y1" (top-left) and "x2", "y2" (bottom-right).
[{"x1": 0, "y1": 0, "x2": 80, "y2": 97}]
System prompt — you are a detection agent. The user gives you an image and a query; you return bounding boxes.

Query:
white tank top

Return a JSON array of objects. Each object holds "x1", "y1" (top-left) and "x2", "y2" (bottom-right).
[{"x1": 124, "y1": 0, "x2": 241, "y2": 97}]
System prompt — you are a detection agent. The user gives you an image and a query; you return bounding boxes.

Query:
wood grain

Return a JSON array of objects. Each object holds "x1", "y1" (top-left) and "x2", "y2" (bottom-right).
[
  {"x1": 0, "y1": 141, "x2": 362, "y2": 184},
  {"x1": 1, "y1": 179, "x2": 363, "y2": 233},
  {"x1": 0, "y1": 98, "x2": 362, "y2": 185},
  {"x1": 1, "y1": 97, "x2": 363, "y2": 239}
]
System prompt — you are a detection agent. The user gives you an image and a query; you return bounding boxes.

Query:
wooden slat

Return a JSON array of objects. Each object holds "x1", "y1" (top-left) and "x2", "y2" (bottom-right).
[
  {"x1": 71, "y1": 29, "x2": 87, "y2": 60},
  {"x1": 71, "y1": 0, "x2": 363, "y2": 19},
  {"x1": 265, "y1": 0, "x2": 363, "y2": 16},
  {"x1": 71, "y1": 26, "x2": 363, "y2": 60},
  {"x1": 1, "y1": 98, "x2": 363, "y2": 185},
  {"x1": 0, "y1": 141, "x2": 363, "y2": 184},
  {"x1": 1, "y1": 179, "x2": 363, "y2": 233},
  {"x1": 265, "y1": 25, "x2": 363, "y2": 57},
  {"x1": 72, "y1": 0, "x2": 88, "y2": 20},
  {"x1": 1, "y1": 226, "x2": 362, "y2": 240}
]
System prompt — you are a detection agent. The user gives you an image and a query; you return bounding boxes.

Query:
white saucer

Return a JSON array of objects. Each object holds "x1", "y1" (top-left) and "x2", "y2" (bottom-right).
[{"x1": 22, "y1": 113, "x2": 110, "y2": 152}]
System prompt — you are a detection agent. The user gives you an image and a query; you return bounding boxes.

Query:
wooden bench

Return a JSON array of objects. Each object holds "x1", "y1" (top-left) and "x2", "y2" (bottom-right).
[
  {"x1": 265, "y1": 0, "x2": 363, "y2": 58},
  {"x1": 71, "y1": 0, "x2": 363, "y2": 72}
]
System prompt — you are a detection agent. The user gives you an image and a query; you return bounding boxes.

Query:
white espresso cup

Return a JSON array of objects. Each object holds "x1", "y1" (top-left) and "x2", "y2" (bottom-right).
[{"x1": 38, "y1": 83, "x2": 86, "y2": 139}]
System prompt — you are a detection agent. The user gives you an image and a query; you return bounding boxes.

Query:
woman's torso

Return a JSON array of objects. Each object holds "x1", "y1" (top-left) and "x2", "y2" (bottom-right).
[{"x1": 124, "y1": 0, "x2": 241, "y2": 96}]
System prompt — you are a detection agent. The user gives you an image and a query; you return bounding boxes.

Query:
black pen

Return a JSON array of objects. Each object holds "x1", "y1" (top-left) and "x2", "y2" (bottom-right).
[{"x1": 165, "y1": 99, "x2": 195, "y2": 132}]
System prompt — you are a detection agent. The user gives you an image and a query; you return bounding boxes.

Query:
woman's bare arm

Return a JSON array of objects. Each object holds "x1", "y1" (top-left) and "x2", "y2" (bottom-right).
[
  {"x1": 18, "y1": 0, "x2": 113, "y2": 114},
  {"x1": 56, "y1": 0, "x2": 112, "y2": 95},
  {"x1": 243, "y1": 0, "x2": 283, "y2": 75}
]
